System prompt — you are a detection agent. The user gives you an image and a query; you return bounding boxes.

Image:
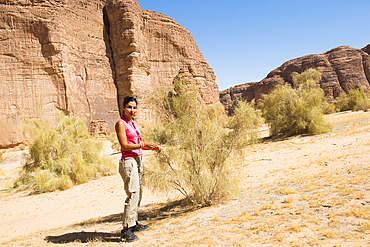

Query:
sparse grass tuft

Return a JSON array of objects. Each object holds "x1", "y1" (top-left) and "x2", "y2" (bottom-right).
[
  {"x1": 0, "y1": 167, "x2": 5, "y2": 177},
  {"x1": 0, "y1": 149, "x2": 5, "y2": 163},
  {"x1": 360, "y1": 221, "x2": 370, "y2": 232}
]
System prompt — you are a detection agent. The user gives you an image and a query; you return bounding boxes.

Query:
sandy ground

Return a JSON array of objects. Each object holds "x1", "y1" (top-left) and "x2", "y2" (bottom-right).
[
  {"x1": 0, "y1": 146, "x2": 174, "y2": 243},
  {"x1": 1, "y1": 111, "x2": 370, "y2": 246}
]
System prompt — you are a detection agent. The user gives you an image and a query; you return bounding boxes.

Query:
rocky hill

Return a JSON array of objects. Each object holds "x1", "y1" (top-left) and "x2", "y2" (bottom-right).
[
  {"x1": 0, "y1": 0, "x2": 218, "y2": 148},
  {"x1": 221, "y1": 45, "x2": 370, "y2": 114}
]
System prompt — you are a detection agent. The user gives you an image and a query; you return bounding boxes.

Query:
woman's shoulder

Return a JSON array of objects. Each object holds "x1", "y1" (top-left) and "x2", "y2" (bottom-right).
[{"x1": 115, "y1": 119, "x2": 127, "y2": 129}]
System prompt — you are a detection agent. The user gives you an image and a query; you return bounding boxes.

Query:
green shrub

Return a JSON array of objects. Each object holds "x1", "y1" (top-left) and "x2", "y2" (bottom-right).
[
  {"x1": 349, "y1": 88, "x2": 370, "y2": 112},
  {"x1": 334, "y1": 88, "x2": 370, "y2": 112},
  {"x1": 145, "y1": 79, "x2": 262, "y2": 206},
  {"x1": 261, "y1": 68, "x2": 332, "y2": 136},
  {"x1": 334, "y1": 92, "x2": 350, "y2": 112},
  {"x1": 13, "y1": 113, "x2": 116, "y2": 193},
  {"x1": 321, "y1": 99, "x2": 336, "y2": 114}
]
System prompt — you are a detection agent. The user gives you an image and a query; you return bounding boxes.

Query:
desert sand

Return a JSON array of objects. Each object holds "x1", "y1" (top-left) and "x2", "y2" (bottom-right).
[{"x1": 1, "y1": 111, "x2": 370, "y2": 246}]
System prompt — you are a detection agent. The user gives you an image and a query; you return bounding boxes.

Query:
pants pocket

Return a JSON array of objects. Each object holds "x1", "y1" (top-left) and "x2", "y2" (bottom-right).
[{"x1": 120, "y1": 159, "x2": 139, "y2": 193}]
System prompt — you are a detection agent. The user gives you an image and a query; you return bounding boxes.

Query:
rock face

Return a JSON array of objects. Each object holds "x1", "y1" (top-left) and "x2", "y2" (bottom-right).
[
  {"x1": 362, "y1": 44, "x2": 370, "y2": 55},
  {"x1": 221, "y1": 45, "x2": 370, "y2": 114},
  {"x1": 0, "y1": 0, "x2": 218, "y2": 148},
  {"x1": 0, "y1": 0, "x2": 118, "y2": 148},
  {"x1": 105, "y1": 0, "x2": 218, "y2": 123},
  {"x1": 89, "y1": 119, "x2": 109, "y2": 137}
]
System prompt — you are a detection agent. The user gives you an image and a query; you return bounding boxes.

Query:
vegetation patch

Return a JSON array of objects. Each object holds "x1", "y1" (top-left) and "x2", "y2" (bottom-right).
[
  {"x1": 334, "y1": 87, "x2": 370, "y2": 112},
  {"x1": 144, "y1": 78, "x2": 263, "y2": 206},
  {"x1": 13, "y1": 113, "x2": 116, "y2": 193},
  {"x1": 260, "y1": 68, "x2": 332, "y2": 136}
]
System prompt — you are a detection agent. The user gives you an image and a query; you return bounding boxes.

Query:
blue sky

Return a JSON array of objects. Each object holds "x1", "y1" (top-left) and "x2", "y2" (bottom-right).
[{"x1": 138, "y1": 0, "x2": 370, "y2": 91}]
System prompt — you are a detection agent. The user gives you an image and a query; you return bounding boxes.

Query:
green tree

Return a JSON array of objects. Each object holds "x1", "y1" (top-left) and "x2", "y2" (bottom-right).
[
  {"x1": 145, "y1": 79, "x2": 262, "y2": 206},
  {"x1": 261, "y1": 68, "x2": 332, "y2": 136}
]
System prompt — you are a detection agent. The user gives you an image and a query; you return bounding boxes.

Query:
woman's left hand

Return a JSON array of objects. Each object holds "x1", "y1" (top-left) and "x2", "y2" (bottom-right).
[
  {"x1": 144, "y1": 142, "x2": 161, "y2": 152},
  {"x1": 154, "y1": 146, "x2": 161, "y2": 153}
]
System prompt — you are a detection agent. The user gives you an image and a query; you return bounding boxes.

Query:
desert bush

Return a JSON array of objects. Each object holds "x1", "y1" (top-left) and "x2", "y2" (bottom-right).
[
  {"x1": 333, "y1": 92, "x2": 350, "y2": 112},
  {"x1": 334, "y1": 88, "x2": 370, "y2": 112},
  {"x1": 348, "y1": 88, "x2": 370, "y2": 112},
  {"x1": 145, "y1": 79, "x2": 263, "y2": 206},
  {"x1": 321, "y1": 99, "x2": 336, "y2": 114},
  {"x1": 142, "y1": 124, "x2": 176, "y2": 146},
  {"x1": 13, "y1": 113, "x2": 116, "y2": 193},
  {"x1": 261, "y1": 68, "x2": 332, "y2": 136},
  {"x1": 107, "y1": 133, "x2": 120, "y2": 152}
]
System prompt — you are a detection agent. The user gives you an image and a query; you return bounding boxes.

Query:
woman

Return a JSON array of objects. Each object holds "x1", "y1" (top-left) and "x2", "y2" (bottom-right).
[{"x1": 115, "y1": 96, "x2": 160, "y2": 242}]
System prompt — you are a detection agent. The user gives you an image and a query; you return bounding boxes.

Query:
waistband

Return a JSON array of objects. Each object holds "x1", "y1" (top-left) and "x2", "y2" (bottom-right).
[{"x1": 120, "y1": 155, "x2": 142, "y2": 161}]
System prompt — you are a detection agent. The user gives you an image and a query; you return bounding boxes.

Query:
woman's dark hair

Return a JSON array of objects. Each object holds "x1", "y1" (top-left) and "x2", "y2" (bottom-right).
[{"x1": 123, "y1": 96, "x2": 138, "y2": 107}]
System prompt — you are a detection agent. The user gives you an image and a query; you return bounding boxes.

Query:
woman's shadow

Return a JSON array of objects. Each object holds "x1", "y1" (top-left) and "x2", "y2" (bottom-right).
[
  {"x1": 45, "y1": 231, "x2": 122, "y2": 243},
  {"x1": 45, "y1": 199, "x2": 196, "y2": 243},
  {"x1": 45, "y1": 211, "x2": 125, "y2": 243}
]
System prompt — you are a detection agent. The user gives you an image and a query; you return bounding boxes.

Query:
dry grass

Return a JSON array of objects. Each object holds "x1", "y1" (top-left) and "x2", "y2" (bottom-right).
[{"x1": 2, "y1": 111, "x2": 370, "y2": 246}]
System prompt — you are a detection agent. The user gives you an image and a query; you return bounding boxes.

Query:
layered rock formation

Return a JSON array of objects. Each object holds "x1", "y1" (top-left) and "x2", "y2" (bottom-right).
[
  {"x1": 104, "y1": 0, "x2": 218, "y2": 123},
  {"x1": 0, "y1": 0, "x2": 118, "y2": 148},
  {"x1": 221, "y1": 45, "x2": 370, "y2": 114},
  {"x1": 0, "y1": 0, "x2": 218, "y2": 148}
]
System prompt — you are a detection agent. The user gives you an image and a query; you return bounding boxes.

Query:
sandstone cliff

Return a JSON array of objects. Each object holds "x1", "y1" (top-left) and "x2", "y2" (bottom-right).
[
  {"x1": 0, "y1": 0, "x2": 218, "y2": 148},
  {"x1": 0, "y1": 0, "x2": 118, "y2": 148},
  {"x1": 105, "y1": 0, "x2": 218, "y2": 123},
  {"x1": 221, "y1": 45, "x2": 370, "y2": 114}
]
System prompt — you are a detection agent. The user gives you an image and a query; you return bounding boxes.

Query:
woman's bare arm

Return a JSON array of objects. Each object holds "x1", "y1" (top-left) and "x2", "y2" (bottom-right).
[{"x1": 115, "y1": 121, "x2": 161, "y2": 152}]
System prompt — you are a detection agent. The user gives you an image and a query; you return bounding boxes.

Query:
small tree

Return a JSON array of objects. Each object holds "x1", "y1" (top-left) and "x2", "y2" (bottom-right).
[
  {"x1": 14, "y1": 113, "x2": 116, "y2": 193},
  {"x1": 261, "y1": 68, "x2": 332, "y2": 136},
  {"x1": 145, "y1": 79, "x2": 262, "y2": 206}
]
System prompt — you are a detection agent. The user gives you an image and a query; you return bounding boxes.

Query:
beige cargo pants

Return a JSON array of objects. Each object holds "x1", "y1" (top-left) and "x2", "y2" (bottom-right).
[{"x1": 119, "y1": 156, "x2": 143, "y2": 228}]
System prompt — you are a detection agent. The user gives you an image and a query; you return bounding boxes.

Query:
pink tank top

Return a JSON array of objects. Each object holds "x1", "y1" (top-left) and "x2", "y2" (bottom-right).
[{"x1": 118, "y1": 116, "x2": 143, "y2": 159}]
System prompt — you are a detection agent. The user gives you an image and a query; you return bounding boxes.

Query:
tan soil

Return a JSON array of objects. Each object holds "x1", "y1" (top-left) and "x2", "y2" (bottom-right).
[{"x1": 1, "y1": 111, "x2": 370, "y2": 246}]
